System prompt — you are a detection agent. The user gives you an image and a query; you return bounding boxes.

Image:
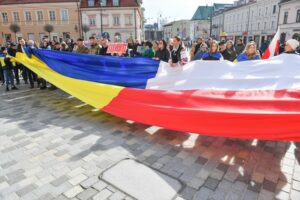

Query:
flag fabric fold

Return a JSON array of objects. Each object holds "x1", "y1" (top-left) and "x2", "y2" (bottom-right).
[{"x1": 14, "y1": 50, "x2": 300, "y2": 141}]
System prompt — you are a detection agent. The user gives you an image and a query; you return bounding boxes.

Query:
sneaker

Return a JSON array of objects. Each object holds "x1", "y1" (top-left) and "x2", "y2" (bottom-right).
[
  {"x1": 11, "y1": 86, "x2": 18, "y2": 90},
  {"x1": 24, "y1": 81, "x2": 28, "y2": 84},
  {"x1": 30, "y1": 85, "x2": 34, "y2": 89},
  {"x1": 6, "y1": 87, "x2": 9, "y2": 91},
  {"x1": 40, "y1": 86, "x2": 47, "y2": 90}
]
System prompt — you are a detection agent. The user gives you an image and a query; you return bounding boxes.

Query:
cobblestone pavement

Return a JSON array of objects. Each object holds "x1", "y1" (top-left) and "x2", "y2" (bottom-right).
[{"x1": 1, "y1": 84, "x2": 300, "y2": 200}]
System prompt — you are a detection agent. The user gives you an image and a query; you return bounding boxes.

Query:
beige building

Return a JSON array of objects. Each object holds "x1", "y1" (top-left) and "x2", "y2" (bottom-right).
[
  {"x1": 0, "y1": 0, "x2": 81, "y2": 44},
  {"x1": 278, "y1": 0, "x2": 300, "y2": 41},
  {"x1": 80, "y1": 0, "x2": 143, "y2": 42}
]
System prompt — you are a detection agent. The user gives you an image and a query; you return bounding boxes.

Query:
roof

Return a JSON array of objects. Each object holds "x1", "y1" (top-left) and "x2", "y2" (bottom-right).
[
  {"x1": 191, "y1": 6, "x2": 214, "y2": 20},
  {"x1": 191, "y1": 3, "x2": 233, "y2": 20},
  {"x1": 0, "y1": 0, "x2": 77, "y2": 4}
]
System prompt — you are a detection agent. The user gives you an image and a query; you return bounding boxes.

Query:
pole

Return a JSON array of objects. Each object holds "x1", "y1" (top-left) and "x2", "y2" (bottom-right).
[
  {"x1": 134, "y1": 8, "x2": 137, "y2": 39},
  {"x1": 77, "y1": 0, "x2": 83, "y2": 38},
  {"x1": 100, "y1": 1, "x2": 103, "y2": 34}
]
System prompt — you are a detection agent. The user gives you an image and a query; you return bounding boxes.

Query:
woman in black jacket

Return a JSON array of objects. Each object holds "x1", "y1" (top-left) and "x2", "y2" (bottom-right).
[
  {"x1": 153, "y1": 40, "x2": 170, "y2": 62},
  {"x1": 222, "y1": 40, "x2": 237, "y2": 62}
]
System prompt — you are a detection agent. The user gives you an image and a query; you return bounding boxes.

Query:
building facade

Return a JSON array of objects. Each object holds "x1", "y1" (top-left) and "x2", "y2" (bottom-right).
[
  {"x1": 220, "y1": 0, "x2": 280, "y2": 47},
  {"x1": 278, "y1": 0, "x2": 300, "y2": 42},
  {"x1": 162, "y1": 20, "x2": 191, "y2": 42},
  {"x1": 80, "y1": 0, "x2": 143, "y2": 42},
  {"x1": 0, "y1": 0, "x2": 81, "y2": 44}
]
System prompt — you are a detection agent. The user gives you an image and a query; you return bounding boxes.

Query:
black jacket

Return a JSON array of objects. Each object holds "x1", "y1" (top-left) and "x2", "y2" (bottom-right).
[
  {"x1": 155, "y1": 49, "x2": 170, "y2": 62},
  {"x1": 221, "y1": 49, "x2": 237, "y2": 62}
]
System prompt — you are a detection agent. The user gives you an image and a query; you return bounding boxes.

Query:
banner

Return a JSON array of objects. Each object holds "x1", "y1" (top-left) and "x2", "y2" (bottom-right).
[{"x1": 107, "y1": 43, "x2": 128, "y2": 54}]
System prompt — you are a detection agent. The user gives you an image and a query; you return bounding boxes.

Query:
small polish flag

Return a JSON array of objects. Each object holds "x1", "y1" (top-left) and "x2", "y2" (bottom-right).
[{"x1": 262, "y1": 28, "x2": 281, "y2": 59}]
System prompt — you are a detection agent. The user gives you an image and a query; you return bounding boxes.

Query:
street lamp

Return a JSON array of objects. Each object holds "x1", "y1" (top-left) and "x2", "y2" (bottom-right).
[{"x1": 99, "y1": 0, "x2": 104, "y2": 34}]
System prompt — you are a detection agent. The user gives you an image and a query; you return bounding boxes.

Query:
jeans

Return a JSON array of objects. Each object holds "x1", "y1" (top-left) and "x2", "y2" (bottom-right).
[
  {"x1": 3, "y1": 69, "x2": 15, "y2": 87},
  {"x1": 0, "y1": 67, "x2": 4, "y2": 83},
  {"x1": 13, "y1": 67, "x2": 20, "y2": 84},
  {"x1": 24, "y1": 67, "x2": 34, "y2": 86}
]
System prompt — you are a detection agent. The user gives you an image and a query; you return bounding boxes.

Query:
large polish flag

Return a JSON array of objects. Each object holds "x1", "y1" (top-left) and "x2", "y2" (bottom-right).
[{"x1": 262, "y1": 28, "x2": 281, "y2": 59}]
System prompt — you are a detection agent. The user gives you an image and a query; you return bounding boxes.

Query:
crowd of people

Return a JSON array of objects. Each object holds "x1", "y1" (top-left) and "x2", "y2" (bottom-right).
[{"x1": 0, "y1": 35, "x2": 299, "y2": 92}]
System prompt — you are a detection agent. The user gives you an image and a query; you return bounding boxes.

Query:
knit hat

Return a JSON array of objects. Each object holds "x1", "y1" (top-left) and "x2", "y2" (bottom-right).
[{"x1": 286, "y1": 39, "x2": 300, "y2": 50}]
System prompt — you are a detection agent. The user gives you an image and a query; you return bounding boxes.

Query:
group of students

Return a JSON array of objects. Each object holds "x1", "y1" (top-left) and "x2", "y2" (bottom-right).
[{"x1": 141, "y1": 36, "x2": 300, "y2": 67}]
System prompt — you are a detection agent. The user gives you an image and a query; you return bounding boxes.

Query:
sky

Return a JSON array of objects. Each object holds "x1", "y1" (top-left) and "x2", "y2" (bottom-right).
[{"x1": 143, "y1": 0, "x2": 235, "y2": 24}]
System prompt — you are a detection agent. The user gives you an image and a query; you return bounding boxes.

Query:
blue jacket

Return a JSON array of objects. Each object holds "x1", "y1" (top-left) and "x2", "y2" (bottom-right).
[
  {"x1": 202, "y1": 52, "x2": 222, "y2": 60},
  {"x1": 193, "y1": 50, "x2": 207, "y2": 60},
  {"x1": 237, "y1": 53, "x2": 260, "y2": 62}
]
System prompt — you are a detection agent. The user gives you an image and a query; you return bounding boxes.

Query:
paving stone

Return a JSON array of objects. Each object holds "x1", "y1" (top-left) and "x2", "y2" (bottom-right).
[
  {"x1": 204, "y1": 177, "x2": 220, "y2": 191},
  {"x1": 77, "y1": 188, "x2": 98, "y2": 200},
  {"x1": 16, "y1": 184, "x2": 37, "y2": 197},
  {"x1": 248, "y1": 181, "x2": 262, "y2": 193},
  {"x1": 178, "y1": 186, "x2": 197, "y2": 200},
  {"x1": 293, "y1": 180, "x2": 300, "y2": 191},
  {"x1": 92, "y1": 180, "x2": 108, "y2": 191},
  {"x1": 187, "y1": 178, "x2": 205, "y2": 190},
  {"x1": 193, "y1": 187, "x2": 213, "y2": 200},
  {"x1": 243, "y1": 189, "x2": 259, "y2": 200},
  {"x1": 102, "y1": 159, "x2": 182, "y2": 200},
  {"x1": 1, "y1": 160, "x2": 17, "y2": 169},
  {"x1": 38, "y1": 193, "x2": 55, "y2": 200},
  {"x1": 195, "y1": 156, "x2": 208, "y2": 165},
  {"x1": 209, "y1": 189, "x2": 226, "y2": 200},
  {"x1": 262, "y1": 179, "x2": 277, "y2": 193},
  {"x1": 291, "y1": 189, "x2": 300, "y2": 200},
  {"x1": 69, "y1": 174, "x2": 88, "y2": 186},
  {"x1": 92, "y1": 188, "x2": 113, "y2": 200},
  {"x1": 64, "y1": 185, "x2": 84, "y2": 198},
  {"x1": 217, "y1": 163, "x2": 230, "y2": 173},
  {"x1": 80, "y1": 176, "x2": 99, "y2": 189},
  {"x1": 51, "y1": 175, "x2": 69, "y2": 187},
  {"x1": 108, "y1": 191, "x2": 126, "y2": 200}
]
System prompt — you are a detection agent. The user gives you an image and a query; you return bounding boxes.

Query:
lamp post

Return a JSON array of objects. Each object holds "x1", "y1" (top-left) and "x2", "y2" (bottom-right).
[{"x1": 100, "y1": 0, "x2": 103, "y2": 34}]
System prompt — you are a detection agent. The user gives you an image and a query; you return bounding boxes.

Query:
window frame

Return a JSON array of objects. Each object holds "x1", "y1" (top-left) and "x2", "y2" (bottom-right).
[{"x1": 49, "y1": 10, "x2": 56, "y2": 21}]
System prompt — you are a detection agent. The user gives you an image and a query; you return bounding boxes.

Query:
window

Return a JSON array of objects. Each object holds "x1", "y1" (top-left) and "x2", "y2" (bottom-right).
[
  {"x1": 112, "y1": 0, "x2": 120, "y2": 6},
  {"x1": 264, "y1": 22, "x2": 266, "y2": 29},
  {"x1": 49, "y1": 11, "x2": 56, "y2": 21},
  {"x1": 283, "y1": 12, "x2": 288, "y2": 24},
  {"x1": 265, "y1": 7, "x2": 268, "y2": 15},
  {"x1": 113, "y1": 16, "x2": 120, "y2": 25},
  {"x1": 125, "y1": 15, "x2": 132, "y2": 25},
  {"x1": 25, "y1": 11, "x2": 32, "y2": 22},
  {"x1": 13, "y1": 12, "x2": 20, "y2": 22},
  {"x1": 2, "y1": 12, "x2": 8, "y2": 23},
  {"x1": 271, "y1": 21, "x2": 274, "y2": 29},
  {"x1": 100, "y1": 0, "x2": 107, "y2": 6},
  {"x1": 297, "y1": 10, "x2": 300, "y2": 23},
  {"x1": 37, "y1": 11, "x2": 43, "y2": 21},
  {"x1": 89, "y1": 16, "x2": 96, "y2": 26},
  {"x1": 61, "y1": 9, "x2": 68, "y2": 21},
  {"x1": 88, "y1": 0, "x2": 95, "y2": 7},
  {"x1": 273, "y1": 5, "x2": 276, "y2": 14},
  {"x1": 258, "y1": 22, "x2": 260, "y2": 30}
]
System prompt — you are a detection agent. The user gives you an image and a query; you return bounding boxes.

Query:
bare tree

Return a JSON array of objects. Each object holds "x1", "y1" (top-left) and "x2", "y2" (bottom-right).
[
  {"x1": 9, "y1": 24, "x2": 21, "y2": 42},
  {"x1": 44, "y1": 24, "x2": 54, "y2": 41},
  {"x1": 82, "y1": 24, "x2": 90, "y2": 40}
]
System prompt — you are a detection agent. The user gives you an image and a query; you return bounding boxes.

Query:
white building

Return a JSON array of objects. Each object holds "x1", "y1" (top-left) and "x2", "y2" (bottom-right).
[
  {"x1": 220, "y1": 0, "x2": 280, "y2": 47},
  {"x1": 278, "y1": 0, "x2": 300, "y2": 42},
  {"x1": 163, "y1": 20, "x2": 191, "y2": 41},
  {"x1": 80, "y1": 0, "x2": 143, "y2": 42}
]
